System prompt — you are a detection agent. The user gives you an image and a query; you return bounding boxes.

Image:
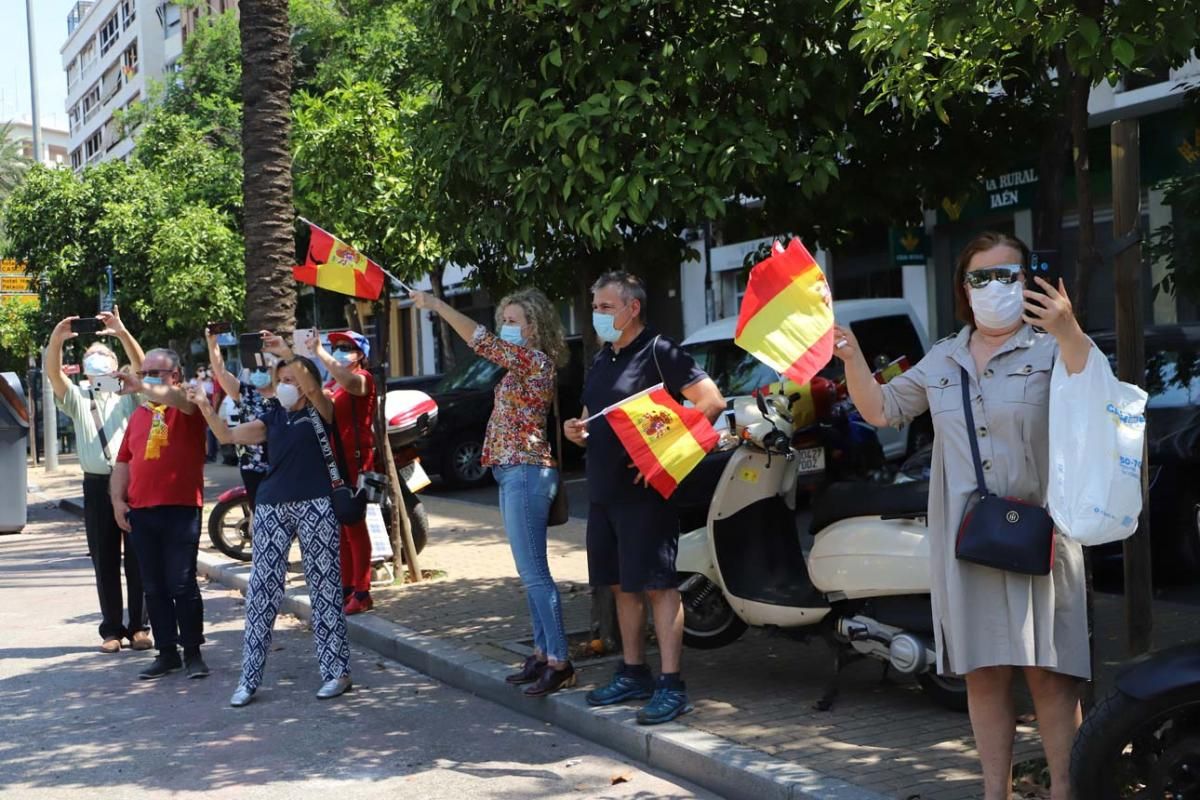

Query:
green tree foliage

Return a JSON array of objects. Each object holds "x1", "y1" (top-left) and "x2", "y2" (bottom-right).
[
  {"x1": 846, "y1": 0, "x2": 1200, "y2": 321},
  {"x1": 1, "y1": 16, "x2": 246, "y2": 350}
]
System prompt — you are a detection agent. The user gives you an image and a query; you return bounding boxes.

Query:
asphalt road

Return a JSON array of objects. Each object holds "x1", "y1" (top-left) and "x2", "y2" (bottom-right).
[{"x1": 0, "y1": 499, "x2": 714, "y2": 800}]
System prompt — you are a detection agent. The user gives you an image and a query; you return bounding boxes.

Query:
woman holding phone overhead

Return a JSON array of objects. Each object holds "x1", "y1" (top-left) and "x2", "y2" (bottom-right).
[
  {"x1": 833, "y1": 232, "x2": 1092, "y2": 800},
  {"x1": 190, "y1": 356, "x2": 352, "y2": 707},
  {"x1": 412, "y1": 288, "x2": 576, "y2": 697},
  {"x1": 205, "y1": 326, "x2": 276, "y2": 508}
]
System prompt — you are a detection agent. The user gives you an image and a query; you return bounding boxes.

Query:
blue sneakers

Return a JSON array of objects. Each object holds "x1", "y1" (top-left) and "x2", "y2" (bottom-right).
[
  {"x1": 636, "y1": 678, "x2": 693, "y2": 725},
  {"x1": 585, "y1": 667, "x2": 655, "y2": 707}
]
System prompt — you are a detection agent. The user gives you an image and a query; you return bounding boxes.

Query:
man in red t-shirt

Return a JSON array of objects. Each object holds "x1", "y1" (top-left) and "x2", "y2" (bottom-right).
[
  {"x1": 306, "y1": 329, "x2": 377, "y2": 616},
  {"x1": 111, "y1": 348, "x2": 210, "y2": 681}
]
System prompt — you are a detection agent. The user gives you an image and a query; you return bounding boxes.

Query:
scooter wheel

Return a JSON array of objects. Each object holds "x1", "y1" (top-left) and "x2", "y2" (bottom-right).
[
  {"x1": 1071, "y1": 685, "x2": 1200, "y2": 800},
  {"x1": 208, "y1": 496, "x2": 253, "y2": 562}
]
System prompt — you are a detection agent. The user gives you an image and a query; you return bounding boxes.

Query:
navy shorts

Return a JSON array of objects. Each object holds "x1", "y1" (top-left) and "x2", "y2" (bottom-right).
[{"x1": 586, "y1": 501, "x2": 680, "y2": 592}]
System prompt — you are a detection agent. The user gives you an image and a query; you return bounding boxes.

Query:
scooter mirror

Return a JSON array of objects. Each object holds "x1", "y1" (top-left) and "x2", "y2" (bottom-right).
[{"x1": 755, "y1": 390, "x2": 771, "y2": 419}]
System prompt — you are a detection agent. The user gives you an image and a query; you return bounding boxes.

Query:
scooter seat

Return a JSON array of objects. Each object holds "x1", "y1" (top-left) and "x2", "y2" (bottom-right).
[{"x1": 809, "y1": 481, "x2": 929, "y2": 535}]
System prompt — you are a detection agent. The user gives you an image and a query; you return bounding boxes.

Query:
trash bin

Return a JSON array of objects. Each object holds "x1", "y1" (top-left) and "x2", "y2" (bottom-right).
[{"x1": 0, "y1": 372, "x2": 30, "y2": 533}]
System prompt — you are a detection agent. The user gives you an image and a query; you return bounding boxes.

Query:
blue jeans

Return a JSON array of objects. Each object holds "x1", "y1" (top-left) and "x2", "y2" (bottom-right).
[{"x1": 493, "y1": 465, "x2": 569, "y2": 663}]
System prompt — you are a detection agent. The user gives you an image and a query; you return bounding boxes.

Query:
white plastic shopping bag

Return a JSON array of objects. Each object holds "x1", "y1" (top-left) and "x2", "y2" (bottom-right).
[{"x1": 1047, "y1": 347, "x2": 1148, "y2": 546}]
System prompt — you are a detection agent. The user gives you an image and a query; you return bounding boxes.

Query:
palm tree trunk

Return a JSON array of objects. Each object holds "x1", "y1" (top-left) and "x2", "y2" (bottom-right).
[{"x1": 240, "y1": 0, "x2": 296, "y2": 334}]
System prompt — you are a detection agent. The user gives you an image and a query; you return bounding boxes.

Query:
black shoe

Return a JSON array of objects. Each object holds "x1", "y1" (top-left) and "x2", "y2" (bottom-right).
[
  {"x1": 505, "y1": 654, "x2": 547, "y2": 685},
  {"x1": 524, "y1": 663, "x2": 577, "y2": 697},
  {"x1": 184, "y1": 651, "x2": 210, "y2": 679},
  {"x1": 139, "y1": 651, "x2": 183, "y2": 680}
]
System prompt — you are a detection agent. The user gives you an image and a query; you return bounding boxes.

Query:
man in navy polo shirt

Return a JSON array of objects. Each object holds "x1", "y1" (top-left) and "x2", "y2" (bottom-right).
[{"x1": 564, "y1": 272, "x2": 725, "y2": 725}]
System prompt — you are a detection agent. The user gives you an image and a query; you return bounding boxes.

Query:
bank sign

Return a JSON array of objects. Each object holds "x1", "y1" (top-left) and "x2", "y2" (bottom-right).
[{"x1": 937, "y1": 166, "x2": 1038, "y2": 224}]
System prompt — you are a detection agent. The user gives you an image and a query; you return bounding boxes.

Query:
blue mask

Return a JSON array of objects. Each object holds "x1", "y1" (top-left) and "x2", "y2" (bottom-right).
[
  {"x1": 499, "y1": 325, "x2": 526, "y2": 346},
  {"x1": 249, "y1": 370, "x2": 272, "y2": 389},
  {"x1": 592, "y1": 311, "x2": 622, "y2": 343},
  {"x1": 332, "y1": 350, "x2": 356, "y2": 366},
  {"x1": 143, "y1": 376, "x2": 164, "y2": 386}
]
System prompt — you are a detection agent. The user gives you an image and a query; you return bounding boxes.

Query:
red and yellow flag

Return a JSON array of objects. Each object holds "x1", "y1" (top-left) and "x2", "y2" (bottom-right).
[
  {"x1": 735, "y1": 239, "x2": 835, "y2": 386},
  {"x1": 293, "y1": 222, "x2": 386, "y2": 300},
  {"x1": 603, "y1": 384, "x2": 720, "y2": 499}
]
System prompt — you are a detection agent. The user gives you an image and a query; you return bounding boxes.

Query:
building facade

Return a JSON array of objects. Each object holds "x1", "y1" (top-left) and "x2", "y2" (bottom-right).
[
  {"x1": 3, "y1": 119, "x2": 70, "y2": 167},
  {"x1": 181, "y1": 0, "x2": 239, "y2": 45},
  {"x1": 60, "y1": 0, "x2": 185, "y2": 170}
]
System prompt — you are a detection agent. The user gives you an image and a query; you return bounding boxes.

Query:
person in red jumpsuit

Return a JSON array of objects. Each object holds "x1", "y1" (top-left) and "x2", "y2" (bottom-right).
[{"x1": 306, "y1": 329, "x2": 378, "y2": 615}]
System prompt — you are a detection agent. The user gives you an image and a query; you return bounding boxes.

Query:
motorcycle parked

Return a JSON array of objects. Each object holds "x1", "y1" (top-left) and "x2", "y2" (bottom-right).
[
  {"x1": 207, "y1": 388, "x2": 439, "y2": 562},
  {"x1": 1070, "y1": 641, "x2": 1200, "y2": 798},
  {"x1": 674, "y1": 386, "x2": 968, "y2": 711}
]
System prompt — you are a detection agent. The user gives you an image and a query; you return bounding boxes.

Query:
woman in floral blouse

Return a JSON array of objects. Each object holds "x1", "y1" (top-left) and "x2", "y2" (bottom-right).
[{"x1": 413, "y1": 287, "x2": 576, "y2": 697}]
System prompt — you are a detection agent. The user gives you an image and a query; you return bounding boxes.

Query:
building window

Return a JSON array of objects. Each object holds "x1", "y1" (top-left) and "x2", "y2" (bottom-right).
[
  {"x1": 122, "y1": 42, "x2": 139, "y2": 79},
  {"x1": 162, "y1": 3, "x2": 182, "y2": 36},
  {"x1": 99, "y1": 12, "x2": 120, "y2": 56},
  {"x1": 80, "y1": 39, "x2": 96, "y2": 70},
  {"x1": 66, "y1": 57, "x2": 80, "y2": 90},
  {"x1": 71, "y1": 147, "x2": 83, "y2": 170},
  {"x1": 68, "y1": 103, "x2": 82, "y2": 134},
  {"x1": 82, "y1": 83, "x2": 102, "y2": 123},
  {"x1": 84, "y1": 130, "x2": 103, "y2": 162},
  {"x1": 120, "y1": 0, "x2": 135, "y2": 28}
]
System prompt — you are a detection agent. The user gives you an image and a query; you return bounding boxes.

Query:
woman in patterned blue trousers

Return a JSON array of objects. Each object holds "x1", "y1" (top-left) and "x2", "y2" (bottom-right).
[{"x1": 190, "y1": 355, "x2": 352, "y2": 707}]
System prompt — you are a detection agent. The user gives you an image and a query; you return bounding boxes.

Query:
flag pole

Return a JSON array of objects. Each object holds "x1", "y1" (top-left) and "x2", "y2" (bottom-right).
[
  {"x1": 581, "y1": 383, "x2": 665, "y2": 425},
  {"x1": 296, "y1": 216, "x2": 415, "y2": 294}
]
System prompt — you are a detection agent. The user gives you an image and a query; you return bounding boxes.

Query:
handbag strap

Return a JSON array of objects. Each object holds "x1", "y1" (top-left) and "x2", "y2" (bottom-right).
[
  {"x1": 87, "y1": 389, "x2": 112, "y2": 463},
  {"x1": 307, "y1": 404, "x2": 346, "y2": 489},
  {"x1": 552, "y1": 384, "x2": 563, "y2": 468},
  {"x1": 959, "y1": 366, "x2": 991, "y2": 497}
]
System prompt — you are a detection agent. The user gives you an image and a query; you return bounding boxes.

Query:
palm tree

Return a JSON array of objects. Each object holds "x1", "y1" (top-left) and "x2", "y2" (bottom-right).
[
  {"x1": 240, "y1": 0, "x2": 296, "y2": 333},
  {"x1": 0, "y1": 123, "x2": 31, "y2": 195}
]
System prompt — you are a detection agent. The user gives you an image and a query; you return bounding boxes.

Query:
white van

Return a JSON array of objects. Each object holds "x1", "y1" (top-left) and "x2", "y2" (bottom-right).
[{"x1": 681, "y1": 298, "x2": 932, "y2": 461}]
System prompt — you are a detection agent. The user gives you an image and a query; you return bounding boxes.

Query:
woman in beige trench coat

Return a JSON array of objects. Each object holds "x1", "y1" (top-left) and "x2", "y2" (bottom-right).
[{"x1": 835, "y1": 232, "x2": 1093, "y2": 800}]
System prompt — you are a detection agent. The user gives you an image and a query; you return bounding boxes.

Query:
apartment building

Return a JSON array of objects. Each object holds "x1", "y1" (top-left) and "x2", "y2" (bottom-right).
[
  {"x1": 60, "y1": 1, "x2": 185, "y2": 170},
  {"x1": 3, "y1": 119, "x2": 70, "y2": 167}
]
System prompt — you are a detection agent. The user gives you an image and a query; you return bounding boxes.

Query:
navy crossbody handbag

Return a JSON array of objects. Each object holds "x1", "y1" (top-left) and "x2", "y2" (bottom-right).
[{"x1": 954, "y1": 366, "x2": 1055, "y2": 575}]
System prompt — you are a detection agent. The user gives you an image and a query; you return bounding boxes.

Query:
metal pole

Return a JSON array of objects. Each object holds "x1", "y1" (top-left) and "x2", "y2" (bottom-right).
[
  {"x1": 40, "y1": 348, "x2": 57, "y2": 471},
  {"x1": 24, "y1": 0, "x2": 42, "y2": 163},
  {"x1": 1112, "y1": 118, "x2": 1152, "y2": 657}
]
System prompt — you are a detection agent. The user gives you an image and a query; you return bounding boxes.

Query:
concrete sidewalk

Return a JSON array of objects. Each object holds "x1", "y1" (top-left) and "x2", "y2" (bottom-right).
[{"x1": 28, "y1": 459, "x2": 1196, "y2": 800}]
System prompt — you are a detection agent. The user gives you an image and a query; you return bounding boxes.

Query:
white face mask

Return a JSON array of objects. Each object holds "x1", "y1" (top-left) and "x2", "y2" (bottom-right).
[
  {"x1": 83, "y1": 354, "x2": 115, "y2": 376},
  {"x1": 969, "y1": 280, "x2": 1025, "y2": 330},
  {"x1": 275, "y1": 383, "x2": 301, "y2": 410}
]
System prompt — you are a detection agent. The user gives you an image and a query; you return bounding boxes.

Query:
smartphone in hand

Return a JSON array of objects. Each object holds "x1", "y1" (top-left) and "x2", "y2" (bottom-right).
[
  {"x1": 239, "y1": 331, "x2": 265, "y2": 369},
  {"x1": 292, "y1": 327, "x2": 319, "y2": 359},
  {"x1": 1027, "y1": 250, "x2": 1060, "y2": 296},
  {"x1": 70, "y1": 317, "x2": 106, "y2": 334},
  {"x1": 91, "y1": 374, "x2": 124, "y2": 393}
]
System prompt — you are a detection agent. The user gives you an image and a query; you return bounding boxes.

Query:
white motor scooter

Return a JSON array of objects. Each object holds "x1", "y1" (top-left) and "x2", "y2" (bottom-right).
[{"x1": 673, "y1": 390, "x2": 967, "y2": 711}]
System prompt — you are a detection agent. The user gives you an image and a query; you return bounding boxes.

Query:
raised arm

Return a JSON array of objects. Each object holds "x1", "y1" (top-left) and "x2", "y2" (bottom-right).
[
  {"x1": 411, "y1": 291, "x2": 479, "y2": 344},
  {"x1": 206, "y1": 326, "x2": 241, "y2": 402},
  {"x1": 46, "y1": 317, "x2": 79, "y2": 402},
  {"x1": 831, "y1": 324, "x2": 888, "y2": 427},
  {"x1": 98, "y1": 305, "x2": 144, "y2": 373},
  {"x1": 119, "y1": 369, "x2": 197, "y2": 413},
  {"x1": 306, "y1": 332, "x2": 369, "y2": 396},
  {"x1": 188, "y1": 385, "x2": 266, "y2": 445},
  {"x1": 293, "y1": 358, "x2": 335, "y2": 422}
]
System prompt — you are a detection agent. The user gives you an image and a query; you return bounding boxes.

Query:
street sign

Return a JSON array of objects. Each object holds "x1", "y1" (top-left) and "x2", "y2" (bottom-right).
[
  {"x1": 1, "y1": 276, "x2": 33, "y2": 293},
  {"x1": 0, "y1": 294, "x2": 38, "y2": 307},
  {"x1": 0, "y1": 259, "x2": 26, "y2": 274}
]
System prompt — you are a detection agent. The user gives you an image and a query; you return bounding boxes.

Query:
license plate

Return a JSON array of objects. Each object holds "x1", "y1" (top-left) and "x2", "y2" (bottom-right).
[{"x1": 795, "y1": 447, "x2": 826, "y2": 475}]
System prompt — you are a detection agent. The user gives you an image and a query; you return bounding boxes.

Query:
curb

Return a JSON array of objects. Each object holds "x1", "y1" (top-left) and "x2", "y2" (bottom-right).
[
  {"x1": 197, "y1": 551, "x2": 891, "y2": 800},
  {"x1": 59, "y1": 497, "x2": 85, "y2": 518}
]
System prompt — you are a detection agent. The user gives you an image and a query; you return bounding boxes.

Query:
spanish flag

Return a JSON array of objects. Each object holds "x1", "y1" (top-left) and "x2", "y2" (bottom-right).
[
  {"x1": 601, "y1": 384, "x2": 720, "y2": 499},
  {"x1": 293, "y1": 221, "x2": 386, "y2": 300},
  {"x1": 735, "y1": 239, "x2": 835, "y2": 386}
]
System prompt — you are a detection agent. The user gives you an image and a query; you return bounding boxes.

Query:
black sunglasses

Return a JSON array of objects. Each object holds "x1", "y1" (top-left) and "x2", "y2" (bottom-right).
[{"x1": 963, "y1": 264, "x2": 1022, "y2": 290}]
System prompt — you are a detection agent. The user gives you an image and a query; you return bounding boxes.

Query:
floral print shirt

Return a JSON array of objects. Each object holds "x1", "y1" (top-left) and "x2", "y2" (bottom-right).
[
  {"x1": 471, "y1": 325, "x2": 556, "y2": 468},
  {"x1": 236, "y1": 381, "x2": 276, "y2": 474}
]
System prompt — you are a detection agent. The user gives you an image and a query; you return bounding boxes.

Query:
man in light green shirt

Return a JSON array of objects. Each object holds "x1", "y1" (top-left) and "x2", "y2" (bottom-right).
[{"x1": 48, "y1": 307, "x2": 151, "y2": 654}]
